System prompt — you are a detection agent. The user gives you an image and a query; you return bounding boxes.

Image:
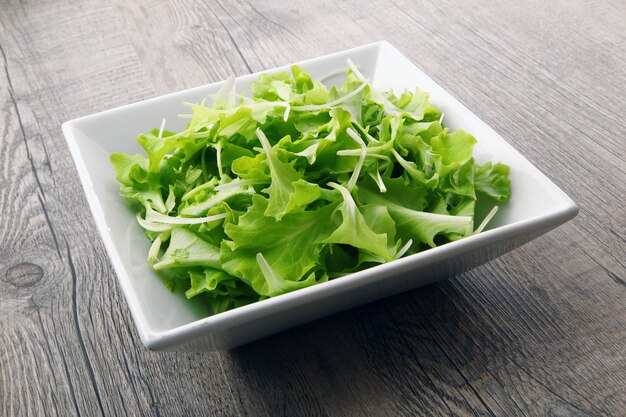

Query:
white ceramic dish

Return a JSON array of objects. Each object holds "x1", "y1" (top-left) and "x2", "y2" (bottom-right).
[{"x1": 62, "y1": 41, "x2": 577, "y2": 351}]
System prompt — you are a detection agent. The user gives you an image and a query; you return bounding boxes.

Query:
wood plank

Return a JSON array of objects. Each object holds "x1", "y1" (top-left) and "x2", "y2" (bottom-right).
[{"x1": 0, "y1": 0, "x2": 624, "y2": 415}]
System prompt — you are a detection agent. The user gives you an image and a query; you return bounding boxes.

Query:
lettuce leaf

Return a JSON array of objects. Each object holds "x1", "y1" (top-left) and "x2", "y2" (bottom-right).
[{"x1": 221, "y1": 194, "x2": 334, "y2": 296}]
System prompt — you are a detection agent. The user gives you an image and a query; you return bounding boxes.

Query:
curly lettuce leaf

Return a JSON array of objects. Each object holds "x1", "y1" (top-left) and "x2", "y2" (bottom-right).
[
  {"x1": 318, "y1": 183, "x2": 394, "y2": 262},
  {"x1": 255, "y1": 129, "x2": 320, "y2": 219},
  {"x1": 221, "y1": 194, "x2": 335, "y2": 295}
]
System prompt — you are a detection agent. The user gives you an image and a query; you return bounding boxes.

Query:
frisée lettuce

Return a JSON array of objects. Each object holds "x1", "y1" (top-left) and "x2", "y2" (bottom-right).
[{"x1": 110, "y1": 61, "x2": 511, "y2": 314}]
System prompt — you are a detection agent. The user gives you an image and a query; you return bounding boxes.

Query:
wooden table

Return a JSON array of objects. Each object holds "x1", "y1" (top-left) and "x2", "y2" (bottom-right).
[{"x1": 1, "y1": 0, "x2": 624, "y2": 415}]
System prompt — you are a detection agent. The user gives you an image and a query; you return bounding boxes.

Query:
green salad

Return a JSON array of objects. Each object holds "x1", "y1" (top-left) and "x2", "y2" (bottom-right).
[{"x1": 110, "y1": 60, "x2": 511, "y2": 314}]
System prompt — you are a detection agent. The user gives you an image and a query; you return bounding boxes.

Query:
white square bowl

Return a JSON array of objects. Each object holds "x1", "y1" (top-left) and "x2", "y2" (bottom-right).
[{"x1": 62, "y1": 41, "x2": 578, "y2": 351}]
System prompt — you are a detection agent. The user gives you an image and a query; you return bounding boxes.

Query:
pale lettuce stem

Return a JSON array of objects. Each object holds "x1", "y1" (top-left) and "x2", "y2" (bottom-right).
[
  {"x1": 473, "y1": 206, "x2": 499, "y2": 234},
  {"x1": 346, "y1": 128, "x2": 367, "y2": 191},
  {"x1": 353, "y1": 122, "x2": 379, "y2": 143},
  {"x1": 256, "y1": 253, "x2": 290, "y2": 295},
  {"x1": 283, "y1": 103, "x2": 290, "y2": 121},
  {"x1": 346, "y1": 58, "x2": 368, "y2": 83},
  {"x1": 256, "y1": 253, "x2": 278, "y2": 282},
  {"x1": 394, "y1": 206, "x2": 472, "y2": 225},
  {"x1": 346, "y1": 128, "x2": 366, "y2": 148},
  {"x1": 395, "y1": 239, "x2": 413, "y2": 259},
  {"x1": 391, "y1": 148, "x2": 422, "y2": 179},
  {"x1": 145, "y1": 207, "x2": 227, "y2": 225},
  {"x1": 327, "y1": 182, "x2": 357, "y2": 220},
  {"x1": 136, "y1": 214, "x2": 173, "y2": 232},
  {"x1": 256, "y1": 128, "x2": 272, "y2": 154},
  {"x1": 336, "y1": 149, "x2": 392, "y2": 163},
  {"x1": 147, "y1": 234, "x2": 162, "y2": 264},
  {"x1": 369, "y1": 168, "x2": 387, "y2": 193},
  {"x1": 218, "y1": 74, "x2": 237, "y2": 109},
  {"x1": 214, "y1": 179, "x2": 265, "y2": 191},
  {"x1": 148, "y1": 231, "x2": 170, "y2": 264},
  {"x1": 158, "y1": 118, "x2": 166, "y2": 139},
  {"x1": 216, "y1": 140, "x2": 223, "y2": 179},
  {"x1": 164, "y1": 186, "x2": 176, "y2": 212}
]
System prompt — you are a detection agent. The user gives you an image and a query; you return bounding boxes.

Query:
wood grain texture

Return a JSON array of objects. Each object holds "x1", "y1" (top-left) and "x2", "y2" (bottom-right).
[{"x1": 1, "y1": 0, "x2": 624, "y2": 416}]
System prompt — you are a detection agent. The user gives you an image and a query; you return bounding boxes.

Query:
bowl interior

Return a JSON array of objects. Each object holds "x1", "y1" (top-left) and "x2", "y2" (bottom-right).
[{"x1": 63, "y1": 42, "x2": 574, "y2": 336}]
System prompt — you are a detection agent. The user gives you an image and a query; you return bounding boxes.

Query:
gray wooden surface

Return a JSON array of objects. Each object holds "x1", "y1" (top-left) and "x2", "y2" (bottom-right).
[{"x1": 1, "y1": 0, "x2": 625, "y2": 415}]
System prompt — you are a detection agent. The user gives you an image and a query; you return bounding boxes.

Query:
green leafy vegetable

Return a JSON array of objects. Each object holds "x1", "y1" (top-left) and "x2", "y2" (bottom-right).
[{"x1": 110, "y1": 63, "x2": 511, "y2": 315}]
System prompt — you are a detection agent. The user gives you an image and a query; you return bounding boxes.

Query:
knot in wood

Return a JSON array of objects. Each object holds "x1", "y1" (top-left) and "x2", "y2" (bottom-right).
[{"x1": 4, "y1": 262, "x2": 44, "y2": 287}]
